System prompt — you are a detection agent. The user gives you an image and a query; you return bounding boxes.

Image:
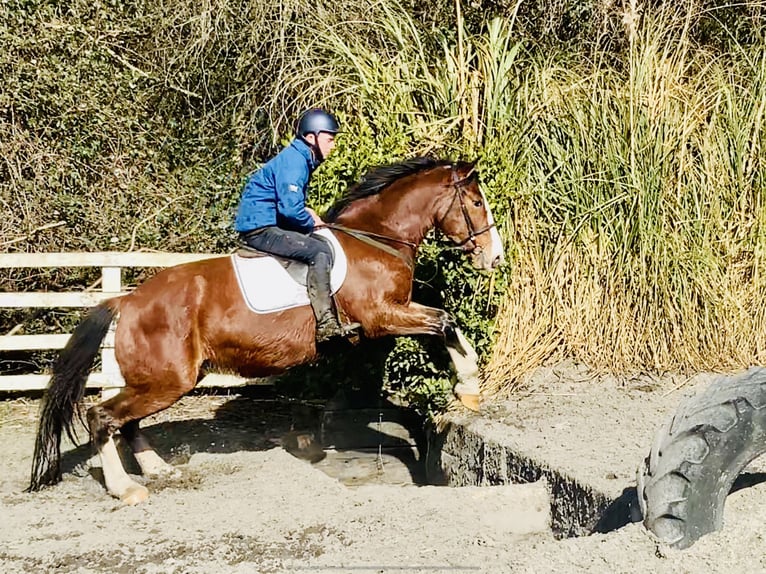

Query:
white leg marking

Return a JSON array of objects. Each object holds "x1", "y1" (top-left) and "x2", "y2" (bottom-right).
[
  {"x1": 447, "y1": 328, "x2": 481, "y2": 396},
  {"x1": 134, "y1": 450, "x2": 178, "y2": 477},
  {"x1": 480, "y1": 188, "x2": 505, "y2": 266},
  {"x1": 100, "y1": 436, "x2": 148, "y2": 504}
]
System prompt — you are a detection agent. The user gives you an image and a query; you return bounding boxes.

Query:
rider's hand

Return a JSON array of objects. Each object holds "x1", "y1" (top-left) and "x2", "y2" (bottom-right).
[{"x1": 306, "y1": 208, "x2": 324, "y2": 226}]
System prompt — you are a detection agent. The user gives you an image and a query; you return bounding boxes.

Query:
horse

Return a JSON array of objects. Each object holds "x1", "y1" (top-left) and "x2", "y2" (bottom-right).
[{"x1": 28, "y1": 156, "x2": 505, "y2": 504}]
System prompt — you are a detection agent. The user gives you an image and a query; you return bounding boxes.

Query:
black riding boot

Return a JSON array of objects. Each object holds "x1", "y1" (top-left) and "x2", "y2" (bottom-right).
[{"x1": 307, "y1": 253, "x2": 358, "y2": 343}]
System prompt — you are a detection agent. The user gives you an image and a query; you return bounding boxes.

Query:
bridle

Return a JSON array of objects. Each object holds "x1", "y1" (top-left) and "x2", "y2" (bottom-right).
[
  {"x1": 436, "y1": 167, "x2": 496, "y2": 253},
  {"x1": 323, "y1": 165, "x2": 495, "y2": 265}
]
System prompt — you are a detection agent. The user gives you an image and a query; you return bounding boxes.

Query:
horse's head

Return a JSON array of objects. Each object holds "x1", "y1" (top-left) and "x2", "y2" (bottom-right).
[
  {"x1": 435, "y1": 163, "x2": 505, "y2": 270},
  {"x1": 325, "y1": 157, "x2": 505, "y2": 270}
]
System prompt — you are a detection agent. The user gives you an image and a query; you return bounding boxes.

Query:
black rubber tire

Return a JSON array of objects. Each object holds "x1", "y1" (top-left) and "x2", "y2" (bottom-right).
[{"x1": 637, "y1": 366, "x2": 766, "y2": 549}]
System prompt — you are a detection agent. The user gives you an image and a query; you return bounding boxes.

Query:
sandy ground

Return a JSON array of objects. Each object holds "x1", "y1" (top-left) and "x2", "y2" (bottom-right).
[{"x1": 2, "y1": 371, "x2": 766, "y2": 574}]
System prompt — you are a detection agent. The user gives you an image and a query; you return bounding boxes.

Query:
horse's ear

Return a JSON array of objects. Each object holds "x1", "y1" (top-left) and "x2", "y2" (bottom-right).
[{"x1": 456, "y1": 161, "x2": 478, "y2": 180}]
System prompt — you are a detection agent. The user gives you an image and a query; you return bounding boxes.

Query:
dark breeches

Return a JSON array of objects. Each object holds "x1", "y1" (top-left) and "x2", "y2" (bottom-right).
[{"x1": 240, "y1": 226, "x2": 333, "y2": 266}]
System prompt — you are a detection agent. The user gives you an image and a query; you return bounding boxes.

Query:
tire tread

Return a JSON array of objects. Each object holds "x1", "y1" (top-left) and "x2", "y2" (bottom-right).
[{"x1": 638, "y1": 367, "x2": 766, "y2": 548}]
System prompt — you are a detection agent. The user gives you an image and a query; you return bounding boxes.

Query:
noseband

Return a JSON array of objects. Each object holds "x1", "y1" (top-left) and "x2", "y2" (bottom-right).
[{"x1": 438, "y1": 167, "x2": 496, "y2": 252}]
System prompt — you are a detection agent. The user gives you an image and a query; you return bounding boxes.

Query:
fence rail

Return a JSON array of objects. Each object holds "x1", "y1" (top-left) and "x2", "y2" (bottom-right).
[{"x1": 0, "y1": 252, "x2": 248, "y2": 395}]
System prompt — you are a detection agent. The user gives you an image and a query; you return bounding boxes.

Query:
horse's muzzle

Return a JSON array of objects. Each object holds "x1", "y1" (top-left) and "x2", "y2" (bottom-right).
[{"x1": 471, "y1": 247, "x2": 503, "y2": 271}]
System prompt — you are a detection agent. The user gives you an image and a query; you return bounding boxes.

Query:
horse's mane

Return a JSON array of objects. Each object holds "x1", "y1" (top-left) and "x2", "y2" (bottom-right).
[{"x1": 324, "y1": 156, "x2": 453, "y2": 221}]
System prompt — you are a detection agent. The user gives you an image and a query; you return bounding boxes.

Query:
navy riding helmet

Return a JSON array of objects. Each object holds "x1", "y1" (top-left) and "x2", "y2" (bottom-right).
[
  {"x1": 296, "y1": 108, "x2": 340, "y2": 138},
  {"x1": 296, "y1": 109, "x2": 340, "y2": 163}
]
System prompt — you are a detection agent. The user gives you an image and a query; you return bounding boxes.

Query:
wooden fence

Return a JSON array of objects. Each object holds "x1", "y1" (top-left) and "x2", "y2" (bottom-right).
[{"x1": 0, "y1": 252, "x2": 249, "y2": 397}]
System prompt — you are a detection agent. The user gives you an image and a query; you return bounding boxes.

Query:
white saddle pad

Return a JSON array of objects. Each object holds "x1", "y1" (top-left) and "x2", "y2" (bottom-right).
[{"x1": 231, "y1": 228, "x2": 348, "y2": 314}]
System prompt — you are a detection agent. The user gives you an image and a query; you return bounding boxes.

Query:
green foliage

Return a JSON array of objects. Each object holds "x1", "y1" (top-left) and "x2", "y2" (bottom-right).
[
  {"x1": 5, "y1": 0, "x2": 766, "y2": 406},
  {"x1": 310, "y1": 113, "x2": 413, "y2": 214},
  {"x1": 383, "y1": 337, "x2": 454, "y2": 418},
  {"x1": 273, "y1": 338, "x2": 395, "y2": 403}
]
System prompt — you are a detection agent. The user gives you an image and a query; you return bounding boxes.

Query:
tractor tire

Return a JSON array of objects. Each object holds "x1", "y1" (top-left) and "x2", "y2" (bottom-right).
[{"x1": 637, "y1": 366, "x2": 766, "y2": 549}]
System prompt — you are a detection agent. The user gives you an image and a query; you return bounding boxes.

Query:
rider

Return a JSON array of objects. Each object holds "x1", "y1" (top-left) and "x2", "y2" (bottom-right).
[{"x1": 234, "y1": 108, "x2": 358, "y2": 343}]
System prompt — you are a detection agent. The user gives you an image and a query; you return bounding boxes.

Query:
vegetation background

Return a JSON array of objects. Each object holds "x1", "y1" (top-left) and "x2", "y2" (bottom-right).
[{"x1": 1, "y1": 0, "x2": 765, "y2": 414}]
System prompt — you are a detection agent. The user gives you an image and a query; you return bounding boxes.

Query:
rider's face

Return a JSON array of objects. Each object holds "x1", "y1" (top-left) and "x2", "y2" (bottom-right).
[{"x1": 306, "y1": 132, "x2": 337, "y2": 159}]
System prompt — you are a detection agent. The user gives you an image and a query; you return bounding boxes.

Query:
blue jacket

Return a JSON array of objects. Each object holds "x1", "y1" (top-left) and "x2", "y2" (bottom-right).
[{"x1": 234, "y1": 139, "x2": 318, "y2": 234}]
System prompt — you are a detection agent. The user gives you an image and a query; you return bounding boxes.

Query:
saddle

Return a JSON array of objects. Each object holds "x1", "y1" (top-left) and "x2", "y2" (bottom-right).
[
  {"x1": 236, "y1": 244, "x2": 314, "y2": 287},
  {"x1": 230, "y1": 228, "x2": 348, "y2": 314}
]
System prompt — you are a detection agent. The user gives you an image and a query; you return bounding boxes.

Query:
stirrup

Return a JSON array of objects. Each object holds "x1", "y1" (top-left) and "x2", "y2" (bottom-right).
[{"x1": 316, "y1": 320, "x2": 361, "y2": 343}]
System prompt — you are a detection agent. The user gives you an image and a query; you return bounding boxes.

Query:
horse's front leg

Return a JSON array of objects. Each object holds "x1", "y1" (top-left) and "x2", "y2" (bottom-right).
[
  {"x1": 365, "y1": 302, "x2": 482, "y2": 411},
  {"x1": 443, "y1": 326, "x2": 482, "y2": 412},
  {"x1": 120, "y1": 420, "x2": 180, "y2": 478}
]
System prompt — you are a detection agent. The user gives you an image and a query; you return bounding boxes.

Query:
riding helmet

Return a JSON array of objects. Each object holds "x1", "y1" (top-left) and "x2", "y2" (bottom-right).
[{"x1": 296, "y1": 109, "x2": 340, "y2": 138}]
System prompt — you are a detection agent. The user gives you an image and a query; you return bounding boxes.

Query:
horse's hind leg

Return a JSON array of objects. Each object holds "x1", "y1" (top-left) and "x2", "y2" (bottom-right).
[
  {"x1": 120, "y1": 420, "x2": 178, "y2": 477},
  {"x1": 88, "y1": 379, "x2": 193, "y2": 504},
  {"x1": 87, "y1": 397, "x2": 149, "y2": 505}
]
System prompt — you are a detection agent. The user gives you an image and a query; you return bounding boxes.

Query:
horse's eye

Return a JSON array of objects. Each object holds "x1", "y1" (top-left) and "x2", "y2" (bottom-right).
[{"x1": 473, "y1": 200, "x2": 483, "y2": 207}]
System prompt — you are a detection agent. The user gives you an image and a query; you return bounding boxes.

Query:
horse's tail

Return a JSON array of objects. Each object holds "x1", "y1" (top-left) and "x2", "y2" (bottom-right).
[{"x1": 28, "y1": 301, "x2": 119, "y2": 491}]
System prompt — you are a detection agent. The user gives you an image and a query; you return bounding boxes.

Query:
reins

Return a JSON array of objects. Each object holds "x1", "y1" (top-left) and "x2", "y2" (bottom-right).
[{"x1": 320, "y1": 223, "x2": 415, "y2": 268}]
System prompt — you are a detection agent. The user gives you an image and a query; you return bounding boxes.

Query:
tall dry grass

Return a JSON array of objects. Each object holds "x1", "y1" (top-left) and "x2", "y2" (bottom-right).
[{"x1": 484, "y1": 2, "x2": 766, "y2": 392}]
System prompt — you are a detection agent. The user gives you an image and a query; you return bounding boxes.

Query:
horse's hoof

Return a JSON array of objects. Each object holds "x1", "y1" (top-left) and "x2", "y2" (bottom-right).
[
  {"x1": 458, "y1": 393, "x2": 481, "y2": 412},
  {"x1": 120, "y1": 484, "x2": 149, "y2": 506}
]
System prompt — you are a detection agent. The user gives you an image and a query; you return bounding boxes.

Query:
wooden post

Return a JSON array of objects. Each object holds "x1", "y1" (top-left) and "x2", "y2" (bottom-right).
[{"x1": 100, "y1": 266, "x2": 123, "y2": 400}]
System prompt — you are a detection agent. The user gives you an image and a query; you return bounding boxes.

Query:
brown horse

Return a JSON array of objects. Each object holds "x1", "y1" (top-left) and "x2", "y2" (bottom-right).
[{"x1": 29, "y1": 157, "x2": 504, "y2": 504}]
